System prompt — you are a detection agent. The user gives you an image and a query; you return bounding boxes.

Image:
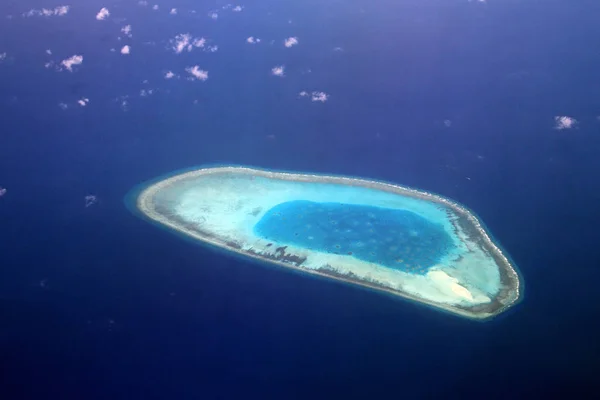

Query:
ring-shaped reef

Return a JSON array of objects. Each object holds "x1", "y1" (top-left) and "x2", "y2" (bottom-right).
[{"x1": 126, "y1": 165, "x2": 522, "y2": 320}]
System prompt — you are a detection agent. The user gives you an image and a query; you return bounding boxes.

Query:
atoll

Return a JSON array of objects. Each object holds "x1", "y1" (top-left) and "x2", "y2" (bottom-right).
[{"x1": 126, "y1": 166, "x2": 522, "y2": 320}]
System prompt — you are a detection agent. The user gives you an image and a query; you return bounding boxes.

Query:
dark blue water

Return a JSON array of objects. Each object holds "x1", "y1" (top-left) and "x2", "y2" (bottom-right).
[
  {"x1": 254, "y1": 200, "x2": 452, "y2": 273},
  {"x1": 1, "y1": 0, "x2": 599, "y2": 399}
]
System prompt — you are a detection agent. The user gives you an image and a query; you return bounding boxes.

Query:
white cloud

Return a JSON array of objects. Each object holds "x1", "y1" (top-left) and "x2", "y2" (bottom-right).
[
  {"x1": 121, "y1": 25, "x2": 132, "y2": 37},
  {"x1": 121, "y1": 45, "x2": 131, "y2": 54},
  {"x1": 554, "y1": 116, "x2": 577, "y2": 130},
  {"x1": 61, "y1": 55, "x2": 83, "y2": 72},
  {"x1": 0, "y1": 53, "x2": 6, "y2": 62},
  {"x1": 171, "y1": 34, "x2": 213, "y2": 54},
  {"x1": 186, "y1": 66, "x2": 208, "y2": 81},
  {"x1": 152, "y1": 5, "x2": 159, "y2": 10},
  {"x1": 54, "y1": 6, "x2": 69, "y2": 16},
  {"x1": 170, "y1": 8, "x2": 177, "y2": 15},
  {"x1": 209, "y1": 12, "x2": 218, "y2": 20},
  {"x1": 284, "y1": 37, "x2": 299, "y2": 48},
  {"x1": 114, "y1": 95, "x2": 130, "y2": 111},
  {"x1": 46, "y1": 49, "x2": 52, "y2": 55},
  {"x1": 233, "y1": 6, "x2": 243, "y2": 12},
  {"x1": 96, "y1": 8, "x2": 110, "y2": 21},
  {"x1": 298, "y1": 91, "x2": 329, "y2": 102},
  {"x1": 140, "y1": 89, "x2": 154, "y2": 97},
  {"x1": 138, "y1": 1, "x2": 148, "y2": 6},
  {"x1": 193, "y1": 37, "x2": 207, "y2": 48},
  {"x1": 247, "y1": 36, "x2": 261, "y2": 44},
  {"x1": 85, "y1": 195, "x2": 98, "y2": 208},
  {"x1": 57, "y1": 98, "x2": 90, "y2": 109},
  {"x1": 172, "y1": 34, "x2": 191, "y2": 53},
  {"x1": 164, "y1": 71, "x2": 176, "y2": 79},
  {"x1": 23, "y1": 6, "x2": 69, "y2": 17},
  {"x1": 271, "y1": 65, "x2": 285, "y2": 77},
  {"x1": 311, "y1": 92, "x2": 329, "y2": 102}
]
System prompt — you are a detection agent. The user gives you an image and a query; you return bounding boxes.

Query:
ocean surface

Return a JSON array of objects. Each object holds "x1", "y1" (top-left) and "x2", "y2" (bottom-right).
[{"x1": 1, "y1": 0, "x2": 599, "y2": 398}]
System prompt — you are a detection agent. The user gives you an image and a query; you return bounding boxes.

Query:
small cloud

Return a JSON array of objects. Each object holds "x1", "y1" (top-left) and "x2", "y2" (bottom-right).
[
  {"x1": 78, "y1": 98, "x2": 90, "y2": 107},
  {"x1": 246, "y1": 36, "x2": 261, "y2": 44},
  {"x1": 121, "y1": 45, "x2": 131, "y2": 54},
  {"x1": 58, "y1": 102, "x2": 69, "y2": 110},
  {"x1": 284, "y1": 37, "x2": 298, "y2": 48},
  {"x1": 444, "y1": 119, "x2": 452, "y2": 127},
  {"x1": 171, "y1": 34, "x2": 214, "y2": 54},
  {"x1": 554, "y1": 116, "x2": 577, "y2": 130},
  {"x1": 0, "y1": 186, "x2": 6, "y2": 197},
  {"x1": 209, "y1": 12, "x2": 218, "y2": 20},
  {"x1": 232, "y1": 6, "x2": 243, "y2": 12},
  {"x1": 96, "y1": 8, "x2": 110, "y2": 21},
  {"x1": 152, "y1": 5, "x2": 159, "y2": 11},
  {"x1": 85, "y1": 195, "x2": 98, "y2": 208},
  {"x1": 170, "y1": 8, "x2": 177, "y2": 15},
  {"x1": 140, "y1": 89, "x2": 154, "y2": 97},
  {"x1": 164, "y1": 71, "x2": 176, "y2": 79},
  {"x1": 61, "y1": 55, "x2": 83, "y2": 72},
  {"x1": 193, "y1": 37, "x2": 207, "y2": 48},
  {"x1": 54, "y1": 6, "x2": 70, "y2": 16},
  {"x1": 333, "y1": 47, "x2": 344, "y2": 52},
  {"x1": 114, "y1": 95, "x2": 130, "y2": 111},
  {"x1": 271, "y1": 65, "x2": 285, "y2": 77},
  {"x1": 121, "y1": 25, "x2": 132, "y2": 37},
  {"x1": 138, "y1": 1, "x2": 148, "y2": 6},
  {"x1": 299, "y1": 91, "x2": 329, "y2": 102},
  {"x1": 23, "y1": 6, "x2": 70, "y2": 17},
  {"x1": 171, "y1": 34, "x2": 191, "y2": 53},
  {"x1": 186, "y1": 66, "x2": 208, "y2": 81},
  {"x1": 0, "y1": 53, "x2": 6, "y2": 62},
  {"x1": 46, "y1": 49, "x2": 52, "y2": 55},
  {"x1": 171, "y1": 33, "x2": 201, "y2": 53},
  {"x1": 311, "y1": 91, "x2": 329, "y2": 102}
]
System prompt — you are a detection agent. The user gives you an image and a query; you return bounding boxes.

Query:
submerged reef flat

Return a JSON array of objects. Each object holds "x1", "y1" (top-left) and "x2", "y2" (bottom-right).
[{"x1": 129, "y1": 166, "x2": 522, "y2": 320}]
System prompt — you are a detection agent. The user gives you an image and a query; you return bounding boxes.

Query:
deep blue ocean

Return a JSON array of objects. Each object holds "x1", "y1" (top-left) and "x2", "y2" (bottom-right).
[{"x1": 1, "y1": 0, "x2": 599, "y2": 398}]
